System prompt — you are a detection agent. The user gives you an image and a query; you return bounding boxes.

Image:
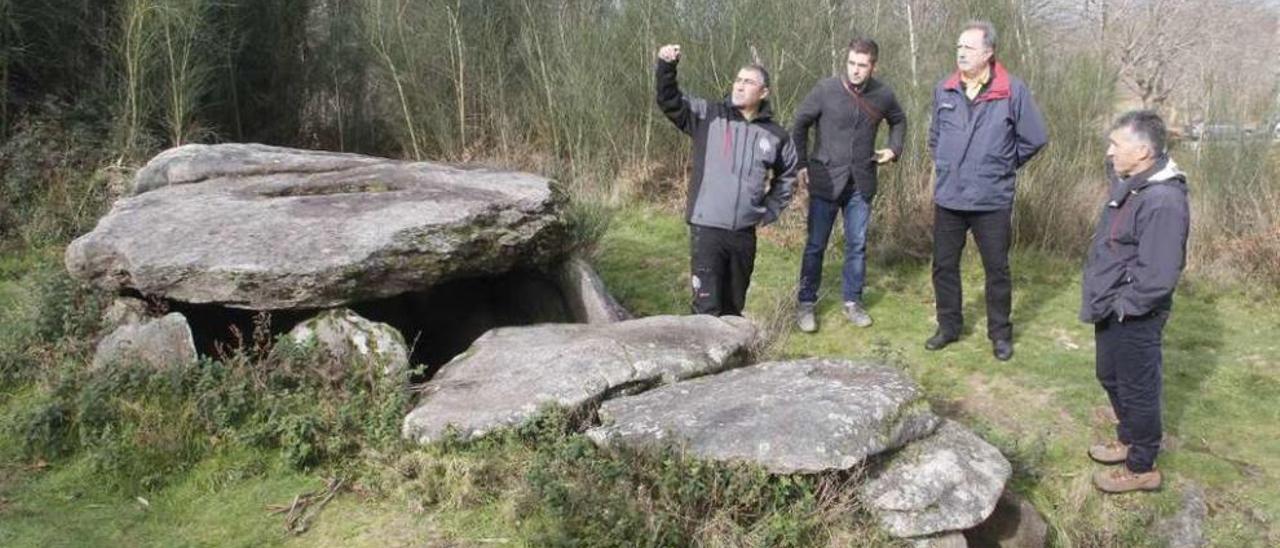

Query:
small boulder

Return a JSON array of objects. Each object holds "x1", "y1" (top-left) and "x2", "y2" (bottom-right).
[
  {"x1": 100, "y1": 296, "x2": 150, "y2": 332},
  {"x1": 288, "y1": 308, "x2": 409, "y2": 378},
  {"x1": 966, "y1": 489, "x2": 1049, "y2": 548},
  {"x1": 860, "y1": 420, "x2": 1012, "y2": 539},
  {"x1": 92, "y1": 312, "x2": 197, "y2": 371}
]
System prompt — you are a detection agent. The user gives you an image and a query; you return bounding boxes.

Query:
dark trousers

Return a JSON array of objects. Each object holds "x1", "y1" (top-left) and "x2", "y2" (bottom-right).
[
  {"x1": 690, "y1": 224, "x2": 757, "y2": 316},
  {"x1": 797, "y1": 186, "x2": 871, "y2": 304},
  {"x1": 1095, "y1": 311, "x2": 1168, "y2": 472},
  {"x1": 931, "y1": 205, "x2": 1013, "y2": 341}
]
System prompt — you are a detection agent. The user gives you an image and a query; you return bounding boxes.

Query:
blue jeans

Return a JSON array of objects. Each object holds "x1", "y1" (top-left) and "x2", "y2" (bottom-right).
[{"x1": 798, "y1": 187, "x2": 871, "y2": 304}]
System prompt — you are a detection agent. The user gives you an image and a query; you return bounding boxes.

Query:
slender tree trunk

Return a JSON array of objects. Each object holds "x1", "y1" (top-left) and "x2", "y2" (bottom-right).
[
  {"x1": 1, "y1": 57, "x2": 8, "y2": 138},
  {"x1": 522, "y1": 0, "x2": 559, "y2": 157},
  {"x1": 1018, "y1": 0, "x2": 1036, "y2": 66},
  {"x1": 1273, "y1": 19, "x2": 1280, "y2": 117},
  {"x1": 905, "y1": 0, "x2": 919, "y2": 89},
  {"x1": 828, "y1": 0, "x2": 839, "y2": 75},
  {"x1": 873, "y1": 0, "x2": 882, "y2": 36},
  {"x1": 641, "y1": 0, "x2": 654, "y2": 169},
  {"x1": 1, "y1": 0, "x2": 9, "y2": 137},
  {"x1": 226, "y1": 36, "x2": 242, "y2": 140},
  {"x1": 446, "y1": 0, "x2": 466, "y2": 156},
  {"x1": 122, "y1": 1, "x2": 152, "y2": 158},
  {"x1": 163, "y1": 14, "x2": 184, "y2": 146},
  {"x1": 369, "y1": 0, "x2": 422, "y2": 160}
]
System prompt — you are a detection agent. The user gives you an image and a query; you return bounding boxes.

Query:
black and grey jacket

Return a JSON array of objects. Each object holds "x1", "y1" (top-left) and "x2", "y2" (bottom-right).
[
  {"x1": 791, "y1": 76, "x2": 907, "y2": 201},
  {"x1": 656, "y1": 59, "x2": 797, "y2": 230},
  {"x1": 1080, "y1": 157, "x2": 1190, "y2": 323}
]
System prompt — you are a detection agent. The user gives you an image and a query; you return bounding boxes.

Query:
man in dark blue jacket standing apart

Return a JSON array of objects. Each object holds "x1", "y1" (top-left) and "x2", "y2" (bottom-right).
[
  {"x1": 791, "y1": 38, "x2": 907, "y2": 333},
  {"x1": 1082, "y1": 111, "x2": 1189, "y2": 494},
  {"x1": 655, "y1": 44, "x2": 797, "y2": 316},
  {"x1": 926, "y1": 20, "x2": 1047, "y2": 361}
]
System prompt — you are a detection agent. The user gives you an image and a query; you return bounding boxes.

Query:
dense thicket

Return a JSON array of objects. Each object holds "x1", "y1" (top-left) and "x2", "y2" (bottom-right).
[{"x1": 2, "y1": 0, "x2": 1277, "y2": 278}]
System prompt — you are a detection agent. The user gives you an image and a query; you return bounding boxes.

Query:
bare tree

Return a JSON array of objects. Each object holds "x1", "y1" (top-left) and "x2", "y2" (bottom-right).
[
  {"x1": 901, "y1": 0, "x2": 919, "y2": 89},
  {"x1": 1107, "y1": 0, "x2": 1209, "y2": 109}
]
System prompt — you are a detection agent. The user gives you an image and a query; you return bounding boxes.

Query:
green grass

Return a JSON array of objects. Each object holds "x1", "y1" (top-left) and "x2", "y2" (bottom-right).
[
  {"x1": 594, "y1": 205, "x2": 1280, "y2": 546},
  {"x1": 1, "y1": 204, "x2": 1277, "y2": 546}
]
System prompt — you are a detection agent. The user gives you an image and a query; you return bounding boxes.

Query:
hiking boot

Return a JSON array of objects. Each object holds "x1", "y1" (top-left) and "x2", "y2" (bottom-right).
[
  {"x1": 925, "y1": 330, "x2": 958, "y2": 351},
  {"x1": 1093, "y1": 466, "x2": 1162, "y2": 493},
  {"x1": 796, "y1": 302, "x2": 817, "y2": 333},
  {"x1": 1088, "y1": 441, "x2": 1130, "y2": 465},
  {"x1": 844, "y1": 301, "x2": 873, "y2": 327}
]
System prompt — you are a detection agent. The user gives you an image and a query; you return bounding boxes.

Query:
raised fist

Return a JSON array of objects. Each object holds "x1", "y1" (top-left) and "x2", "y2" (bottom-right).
[{"x1": 658, "y1": 44, "x2": 681, "y2": 63}]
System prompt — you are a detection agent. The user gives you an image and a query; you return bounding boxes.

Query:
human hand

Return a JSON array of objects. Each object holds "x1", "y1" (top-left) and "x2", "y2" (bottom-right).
[
  {"x1": 658, "y1": 44, "x2": 682, "y2": 63},
  {"x1": 874, "y1": 149, "x2": 896, "y2": 164}
]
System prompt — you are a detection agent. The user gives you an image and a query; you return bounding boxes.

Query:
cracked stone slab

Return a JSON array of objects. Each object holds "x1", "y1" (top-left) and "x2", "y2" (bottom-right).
[
  {"x1": 586, "y1": 358, "x2": 941, "y2": 474},
  {"x1": 401, "y1": 315, "x2": 758, "y2": 444},
  {"x1": 66, "y1": 143, "x2": 569, "y2": 310},
  {"x1": 860, "y1": 420, "x2": 1012, "y2": 539}
]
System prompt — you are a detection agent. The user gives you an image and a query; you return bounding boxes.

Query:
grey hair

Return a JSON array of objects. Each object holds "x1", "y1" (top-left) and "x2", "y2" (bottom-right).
[
  {"x1": 740, "y1": 63, "x2": 771, "y2": 88},
  {"x1": 1112, "y1": 110, "x2": 1168, "y2": 154},
  {"x1": 964, "y1": 20, "x2": 998, "y2": 51}
]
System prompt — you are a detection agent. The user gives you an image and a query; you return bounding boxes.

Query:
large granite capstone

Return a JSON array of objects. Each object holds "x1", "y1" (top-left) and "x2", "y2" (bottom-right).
[
  {"x1": 402, "y1": 315, "x2": 758, "y2": 443},
  {"x1": 65, "y1": 143, "x2": 569, "y2": 310},
  {"x1": 586, "y1": 358, "x2": 942, "y2": 474}
]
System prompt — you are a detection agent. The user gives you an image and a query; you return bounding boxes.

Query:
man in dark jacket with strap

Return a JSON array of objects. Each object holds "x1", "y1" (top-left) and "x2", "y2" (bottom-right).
[
  {"x1": 926, "y1": 20, "x2": 1047, "y2": 361},
  {"x1": 1082, "y1": 110, "x2": 1189, "y2": 494},
  {"x1": 791, "y1": 37, "x2": 907, "y2": 333},
  {"x1": 655, "y1": 44, "x2": 797, "y2": 316}
]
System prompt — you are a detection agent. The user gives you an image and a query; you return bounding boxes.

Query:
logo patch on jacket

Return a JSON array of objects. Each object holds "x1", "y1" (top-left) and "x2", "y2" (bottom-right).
[{"x1": 758, "y1": 139, "x2": 772, "y2": 156}]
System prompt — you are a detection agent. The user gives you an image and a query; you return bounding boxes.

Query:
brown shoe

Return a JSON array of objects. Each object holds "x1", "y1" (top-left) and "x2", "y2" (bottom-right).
[
  {"x1": 1093, "y1": 466, "x2": 1162, "y2": 493},
  {"x1": 1088, "y1": 441, "x2": 1129, "y2": 464}
]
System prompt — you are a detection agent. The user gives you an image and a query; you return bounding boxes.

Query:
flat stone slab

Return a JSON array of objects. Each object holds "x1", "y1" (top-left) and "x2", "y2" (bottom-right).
[
  {"x1": 402, "y1": 315, "x2": 758, "y2": 443},
  {"x1": 860, "y1": 420, "x2": 1012, "y2": 539},
  {"x1": 66, "y1": 143, "x2": 568, "y2": 310},
  {"x1": 586, "y1": 358, "x2": 941, "y2": 474},
  {"x1": 556, "y1": 256, "x2": 631, "y2": 324}
]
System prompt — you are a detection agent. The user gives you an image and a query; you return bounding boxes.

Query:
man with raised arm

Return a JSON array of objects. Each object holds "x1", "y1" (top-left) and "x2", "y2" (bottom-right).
[{"x1": 655, "y1": 44, "x2": 797, "y2": 316}]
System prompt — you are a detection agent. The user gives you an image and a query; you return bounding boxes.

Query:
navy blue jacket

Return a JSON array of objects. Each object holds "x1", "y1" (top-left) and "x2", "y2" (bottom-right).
[
  {"x1": 1080, "y1": 157, "x2": 1190, "y2": 323},
  {"x1": 928, "y1": 63, "x2": 1048, "y2": 211},
  {"x1": 655, "y1": 59, "x2": 797, "y2": 230}
]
